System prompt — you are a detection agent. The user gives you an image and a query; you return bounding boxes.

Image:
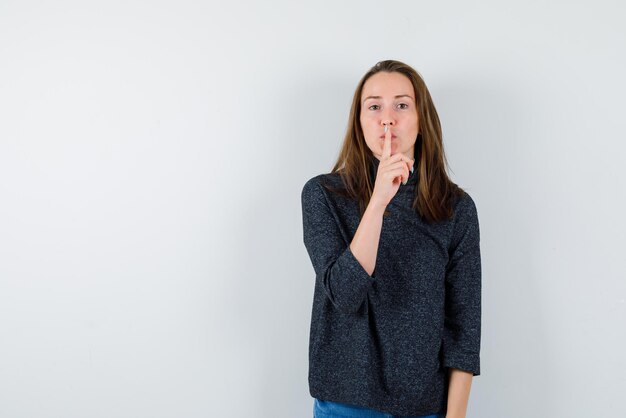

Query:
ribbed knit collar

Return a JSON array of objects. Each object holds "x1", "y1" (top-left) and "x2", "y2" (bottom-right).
[{"x1": 368, "y1": 154, "x2": 418, "y2": 186}]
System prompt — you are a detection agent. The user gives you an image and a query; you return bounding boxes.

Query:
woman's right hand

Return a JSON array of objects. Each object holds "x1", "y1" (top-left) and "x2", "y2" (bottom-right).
[{"x1": 370, "y1": 128, "x2": 414, "y2": 209}]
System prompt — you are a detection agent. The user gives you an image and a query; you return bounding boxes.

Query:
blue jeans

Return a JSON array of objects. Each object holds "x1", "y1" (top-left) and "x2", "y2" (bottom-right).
[{"x1": 313, "y1": 398, "x2": 445, "y2": 418}]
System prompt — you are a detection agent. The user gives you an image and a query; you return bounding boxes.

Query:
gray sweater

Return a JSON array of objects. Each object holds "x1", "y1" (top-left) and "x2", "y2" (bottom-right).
[{"x1": 300, "y1": 156, "x2": 481, "y2": 416}]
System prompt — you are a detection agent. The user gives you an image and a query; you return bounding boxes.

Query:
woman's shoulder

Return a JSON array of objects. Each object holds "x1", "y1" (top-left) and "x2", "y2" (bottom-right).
[
  {"x1": 450, "y1": 188, "x2": 480, "y2": 227},
  {"x1": 302, "y1": 172, "x2": 344, "y2": 198},
  {"x1": 453, "y1": 188, "x2": 477, "y2": 210}
]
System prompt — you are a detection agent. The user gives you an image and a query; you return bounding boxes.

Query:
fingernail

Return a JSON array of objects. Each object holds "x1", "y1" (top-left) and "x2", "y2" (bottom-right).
[
  {"x1": 410, "y1": 165, "x2": 414, "y2": 173},
  {"x1": 402, "y1": 179, "x2": 407, "y2": 186}
]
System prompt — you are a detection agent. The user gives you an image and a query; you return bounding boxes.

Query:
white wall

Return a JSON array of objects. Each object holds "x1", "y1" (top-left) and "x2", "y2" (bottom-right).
[{"x1": 1, "y1": 1, "x2": 624, "y2": 417}]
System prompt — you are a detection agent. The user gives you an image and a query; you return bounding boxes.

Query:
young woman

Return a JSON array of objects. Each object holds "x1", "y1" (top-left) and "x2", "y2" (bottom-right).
[{"x1": 301, "y1": 60, "x2": 481, "y2": 418}]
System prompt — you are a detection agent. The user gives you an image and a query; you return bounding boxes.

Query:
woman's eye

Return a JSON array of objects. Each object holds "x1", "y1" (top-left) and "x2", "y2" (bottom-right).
[
  {"x1": 368, "y1": 104, "x2": 380, "y2": 110},
  {"x1": 397, "y1": 103, "x2": 409, "y2": 109}
]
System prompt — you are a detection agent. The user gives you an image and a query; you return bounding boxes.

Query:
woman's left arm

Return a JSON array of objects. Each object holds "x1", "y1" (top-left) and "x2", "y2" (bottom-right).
[
  {"x1": 442, "y1": 193, "x2": 482, "y2": 417},
  {"x1": 446, "y1": 368, "x2": 473, "y2": 418}
]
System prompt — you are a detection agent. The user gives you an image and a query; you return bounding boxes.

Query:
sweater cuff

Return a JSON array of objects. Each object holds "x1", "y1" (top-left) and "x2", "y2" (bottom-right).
[
  {"x1": 325, "y1": 246, "x2": 375, "y2": 314},
  {"x1": 443, "y1": 354, "x2": 480, "y2": 376}
]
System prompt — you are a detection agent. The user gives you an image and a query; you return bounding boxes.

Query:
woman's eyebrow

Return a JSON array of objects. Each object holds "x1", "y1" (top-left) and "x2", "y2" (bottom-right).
[{"x1": 362, "y1": 94, "x2": 414, "y2": 103}]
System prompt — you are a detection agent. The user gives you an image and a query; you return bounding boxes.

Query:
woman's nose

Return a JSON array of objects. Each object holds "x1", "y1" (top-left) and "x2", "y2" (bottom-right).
[{"x1": 381, "y1": 112, "x2": 395, "y2": 127}]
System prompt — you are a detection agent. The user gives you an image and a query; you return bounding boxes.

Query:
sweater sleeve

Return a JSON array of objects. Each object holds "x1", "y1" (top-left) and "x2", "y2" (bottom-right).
[
  {"x1": 301, "y1": 177, "x2": 376, "y2": 315},
  {"x1": 442, "y1": 193, "x2": 482, "y2": 376}
]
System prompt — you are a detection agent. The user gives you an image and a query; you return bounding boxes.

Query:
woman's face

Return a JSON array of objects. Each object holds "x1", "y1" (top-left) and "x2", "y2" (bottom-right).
[{"x1": 359, "y1": 71, "x2": 419, "y2": 161}]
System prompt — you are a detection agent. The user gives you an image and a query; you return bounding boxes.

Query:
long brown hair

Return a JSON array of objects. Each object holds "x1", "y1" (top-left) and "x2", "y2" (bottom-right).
[{"x1": 322, "y1": 59, "x2": 465, "y2": 224}]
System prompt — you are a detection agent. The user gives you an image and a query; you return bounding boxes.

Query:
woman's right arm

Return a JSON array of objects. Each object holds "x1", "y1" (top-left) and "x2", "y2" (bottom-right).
[
  {"x1": 301, "y1": 133, "x2": 412, "y2": 314},
  {"x1": 301, "y1": 178, "x2": 377, "y2": 314},
  {"x1": 349, "y1": 200, "x2": 386, "y2": 276}
]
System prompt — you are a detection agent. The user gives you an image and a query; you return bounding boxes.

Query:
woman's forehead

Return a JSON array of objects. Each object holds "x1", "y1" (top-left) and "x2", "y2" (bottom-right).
[{"x1": 361, "y1": 72, "x2": 414, "y2": 101}]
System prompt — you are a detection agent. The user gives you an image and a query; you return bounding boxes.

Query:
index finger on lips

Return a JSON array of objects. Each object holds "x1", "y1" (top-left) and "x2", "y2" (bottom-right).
[{"x1": 382, "y1": 126, "x2": 391, "y2": 160}]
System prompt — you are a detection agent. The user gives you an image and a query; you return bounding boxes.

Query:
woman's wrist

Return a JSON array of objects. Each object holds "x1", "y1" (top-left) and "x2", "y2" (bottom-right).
[{"x1": 368, "y1": 195, "x2": 387, "y2": 214}]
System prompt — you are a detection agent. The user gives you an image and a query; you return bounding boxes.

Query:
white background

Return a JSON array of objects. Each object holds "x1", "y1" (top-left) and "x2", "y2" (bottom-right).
[{"x1": 1, "y1": 1, "x2": 625, "y2": 417}]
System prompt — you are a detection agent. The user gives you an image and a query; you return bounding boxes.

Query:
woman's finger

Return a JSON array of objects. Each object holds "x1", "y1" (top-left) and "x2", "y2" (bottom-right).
[
  {"x1": 383, "y1": 153, "x2": 415, "y2": 174},
  {"x1": 381, "y1": 127, "x2": 392, "y2": 160}
]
